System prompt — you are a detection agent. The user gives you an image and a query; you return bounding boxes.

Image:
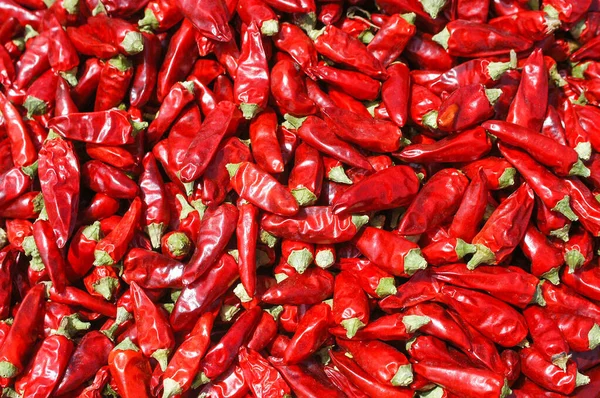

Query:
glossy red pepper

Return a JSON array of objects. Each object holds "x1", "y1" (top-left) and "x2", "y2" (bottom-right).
[
  {"x1": 524, "y1": 306, "x2": 570, "y2": 370},
  {"x1": 270, "y1": 59, "x2": 316, "y2": 117},
  {"x1": 520, "y1": 347, "x2": 589, "y2": 394},
  {"x1": 249, "y1": 108, "x2": 284, "y2": 173},
  {"x1": 94, "y1": 197, "x2": 141, "y2": 266},
  {"x1": 49, "y1": 109, "x2": 134, "y2": 145},
  {"x1": 33, "y1": 219, "x2": 68, "y2": 293},
  {"x1": 310, "y1": 64, "x2": 381, "y2": 101},
  {"x1": 108, "y1": 338, "x2": 152, "y2": 398},
  {"x1": 261, "y1": 267, "x2": 334, "y2": 305},
  {"x1": 520, "y1": 223, "x2": 565, "y2": 284}
]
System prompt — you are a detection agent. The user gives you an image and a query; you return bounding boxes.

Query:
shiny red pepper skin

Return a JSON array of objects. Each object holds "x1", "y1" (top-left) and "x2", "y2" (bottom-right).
[
  {"x1": 524, "y1": 306, "x2": 569, "y2": 369},
  {"x1": 94, "y1": 56, "x2": 134, "y2": 112},
  {"x1": 261, "y1": 267, "x2": 334, "y2": 305},
  {"x1": 179, "y1": 101, "x2": 241, "y2": 183},
  {"x1": 338, "y1": 258, "x2": 397, "y2": 299},
  {"x1": 520, "y1": 347, "x2": 583, "y2": 395},
  {"x1": 561, "y1": 260, "x2": 600, "y2": 302},
  {"x1": 249, "y1": 108, "x2": 284, "y2": 173},
  {"x1": 239, "y1": 347, "x2": 291, "y2": 397},
  {"x1": 0, "y1": 91, "x2": 36, "y2": 167},
  {"x1": 397, "y1": 169, "x2": 469, "y2": 236},
  {"x1": 0, "y1": 283, "x2": 45, "y2": 378},
  {"x1": 171, "y1": 253, "x2": 238, "y2": 332},
  {"x1": 284, "y1": 303, "x2": 331, "y2": 364},
  {"x1": 273, "y1": 23, "x2": 317, "y2": 73},
  {"x1": 542, "y1": 282, "x2": 600, "y2": 323},
  {"x1": 368, "y1": 14, "x2": 416, "y2": 67},
  {"x1": 108, "y1": 339, "x2": 153, "y2": 398},
  {"x1": 269, "y1": 356, "x2": 343, "y2": 398},
  {"x1": 288, "y1": 142, "x2": 323, "y2": 207},
  {"x1": 520, "y1": 223, "x2": 565, "y2": 284},
  {"x1": 33, "y1": 219, "x2": 68, "y2": 293},
  {"x1": 175, "y1": 0, "x2": 231, "y2": 42},
  {"x1": 310, "y1": 64, "x2": 381, "y2": 101},
  {"x1": 94, "y1": 197, "x2": 141, "y2": 266},
  {"x1": 329, "y1": 350, "x2": 413, "y2": 398},
  {"x1": 565, "y1": 178, "x2": 600, "y2": 237},
  {"x1": 236, "y1": 200, "x2": 259, "y2": 297},
  {"x1": 332, "y1": 271, "x2": 369, "y2": 339},
  {"x1": 270, "y1": 59, "x2": 316, "y2": 117},
  {"x1": 129, "y1": 32, "x2": 158, "y2": 108},
  {"x1": 0, "y1": 165, "x2": 35, "y2": 208},
  {"x1": 49, "y1": 109, "x2": 134, "y2": 145},
  {"x1": 182, "y1": 203, "x2": 238, "y2": 285},
  {"x1": 123, "y1": 248, "x2": 184, "y2": 289},
  {"x1": 437, "y1": 84, "x2": 499, "y2": 132}
]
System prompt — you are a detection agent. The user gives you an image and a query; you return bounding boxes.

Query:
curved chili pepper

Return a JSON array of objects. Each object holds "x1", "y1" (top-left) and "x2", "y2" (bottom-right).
[
  {"x1": 499, "y1": 143, "x2": 578, "y2": 221},
  {"x1": 0, "y1": 249, "x2": 14, "y2": 320},
  {"x1": 0, "y1": 165, "x2": 36, "y2": 207},
  {"x1": 234, "y1": 22, "x2": 269, "y2": 119},
  {"x1": 48, "y1": 285, "x2": 117, "y2": 318},
  {"x1": 439, "y1": 285, "x2": 528, "y2": 347},
  {"x1": 524, "y1": 306, "x2": 570, "y2": 370},
  {"x1": 14, "y1": 34, "x2": 49, "y2": 90},
  {"x1": 79, "y1": 194, "x2": 120, "y2": 226},
  {"x1": 84, "y1": 265, "x2": 120, "y2": 301},
  {"x1": 108, "y1": 338, "x2": 153, "y2": 398},
  {"x1": 332, "y1": 271, "x2": 369, "y2": 339},
  {"x1": 175, "y1": 0, "x2": 230, "y2": 42},
  {"x1": 0, "y1": 91, "x2": 36, "y2": 167},
  {"x1": 467, "y1": 182, "x2": 534, "y2": 268},
  {"x1": 269, "y1": 356, "x2": 343, "y2": 398},
  {"x1": 179, "y1": 101, "x2": 241, "y2": 183},
  {"x1": 520, "y1": 223, "x2": 564, "y2": 284},
  {"x1": 564, "y1": 178, "x2": 600, "y2": 237},
  {"x1": 33, "y1": 219, "x2": 68, "y2": 293},
  {"x1": 261, "y1": 267, "x2": 334, "y2": 305},
  {"x1": 23, "y1": 68, "x2": 57, "y2": 118},
  {"x1": 82, "y1": 160, "x2": 139, "y2": 199},
  {"x1": 367, "y1": 13, "x2": 416, "y2": 67},
  {"x1": 162, "y1": 309, "x2": 217, "y2": 398},
  {"x1": 55, "y1": 331, "x2": 114, "y2": 396},
  {"x1": 435, "y1": 84, "x2": 500, "y2": 132},
  {"x1": 170, "y1": 253, "x2": 238, "y2": 332},
  {"x1": 338, "y1": 258, "x2": 397, "y2": 299},
  {"x1": 288, "y1": 143, "x2": 323, "y2": 207},
  {"x1": 236, "y1": 200, "x2": 259, "y2": 297},
  {"x1": 129, "y1": 31, "x2": 160, "y2": 108},
  {"x1": 309, "y1": 64, "x2": 381, "y2": 101},
  {"x1": 249, "y1": 108, "x2": 284, "y2": 173},
  {"x1": 138, "y1": 153, "x2": 169, "y2": 249},
  {"x1": 397, "y1": 168, "x2": 469, "y2": 236},
  {"x1": 238, "y1": 347, "x2": 291, "y2": 397},
  {"x1": 421, "y1": 237, "x2": 476, "y2": 266},
  {"x1": 147, "y1": 81, "x2": 195, "y2": 143},
  {"x1": 413, "y1": 361, "x2": 510, "y2": 398},
  {"x1": 181, "y1": 202, "x2": 238, "y2": 285},
  {"x1": 94, "y1": 197, "x2": 141, "y2": 266},
  {"x1": 94, "y1": 55, "x2": 133, "y2": 111},
  {"x1": 270, "y1": 59, "x2": 316, "y2": 117},
  {"x1": 489, "y1": 10, "x2": 561, "y2": 42},
  {"x1": 548, "y1": 311, "x2": 600, "y2": 353},
  {"x1": 49, "y1": 109, "x2": 134, "y2": 145},
  {"x1": 236, "y1": 0, "x2": 278, "y2": 36},
  {"x1": 560, "y1": 99, "x2": 592, "y2": 161},
  {"x1": 0, "y1": 283, "x2": 45, "y2": 378},
  {"x1": 561, "y1": 260, "x2": 600, "y2": 302},
  {"x1": 329, "y1": 350, "x2": 413, "y2": 398},
  {"x1": 407, "y1": 334, "x2": 470, "y2": 367},
  {"x1": 227, "y1": 161, "x2": 299, "y2": 216},
  {"x1": 432, "y1": 19, "x2": 532, "y2": 57},
  {"x1": 138, "y1": 0, "x2": 182, "y2": 32},
  {"x1": 123, "y1": 248, "x2": 184, "y2": 289}
]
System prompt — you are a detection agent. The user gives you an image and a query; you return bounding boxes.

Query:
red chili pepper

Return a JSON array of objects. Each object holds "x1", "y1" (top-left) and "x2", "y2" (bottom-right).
[
  {"x1": 520, "y1": 223, "x2": 564, "y2": 284},
  {"x1": 238, "y1": 347, "x2": 291, "y2": 397},
  {"x1": 270, "y1": 59, "x2": 316, "y2": 117},
  {"x1": 561, "y1": 260, "x2": 600, "y2": 302},
  {"x1": 138, "y1": 153, "x2": 169, "y2": 249},
  {"x1": 520, "y1": 346, "x2": 589, "y2": 395},
  {"x1": 5, "y1": 219, "x2": 33, "y2": 252},
  {"x1": 170, "y1": 253, "x2": 238, "y2": 332},
  {"x1": 22, "y1": 68, "x2": 57, "y2": 118},
  {"x1": 523, "y1": 306, "x2": 570, "y2": 370},
  {"x1": 435, "y1": 84, "x2": 501, "y2": 132},
  {"x1": 175, "y1": 0, "x2": 231, "y2": 42},
  {"x1": 0, "y1": 91, "x2": 36, "y2": 167},
  {"x1": 287, "y1": 143, "x2": 323, "y2": 207},
  {"x1": 49, "y1": 109, "x2": 135, "y2": 145},
  {"x1": 71, "y1": 58, "x2": 103, "y2": 108},
  {"x1": 108, "y1": 338, "x2": 153, "y2": 398},
  {"x1": 55, "y1": 331, "x2": 114, "y2": 396},
  {"x1": 407, "y1": 334, "x2": 471, "y2": 368},
  {"x1": 160, "y1": 231, "x2": 191, "y2": 261},
  {"x1": 236, "y1": 200, "x2": 259, "y2": 297},
  {"x1": 178, "y1": 101, "x2": 241, "y2": 183},
  {"x1": 94, "y1": 55, "x2": 134, "y2": 111},
  {"x1": 548, "y1": 311, "x2": 600, "y2": 353},
  {"x1": 367, "y1": 13, "x2": 416, "y2": 67},
  {"x1": 542, "y1": 282, "x2": 600, "y2": 323},
  {"x1": 560, "y1": 99, "x2": 592, "y2": 161},
  {"x1": 138, "y1": 0, "x2": 182, "y2": 32},
  {"x1": 123, "y1": 248, "x2": 184, "y2": 289},
  {"x1": 499, "y1": 143, "x2": 578, "y2": 221},
  {"x1": 309, "y1": 63, "x2": 381, "y2": 101},
  {"x1": 397, "y1": 168, "x2": 469, "y2": 236},
  {"x1": 338, "y1": 258, "x2": 398, "y2": 299},
  {"x1": 182, "y1": 202, "x2": 238, "y2": 285},
  {"x1": 33, "y1": 219, "x2": 68, "y2": 293},
  {"x1": 261, "y1": 267, "x2": 334, "y2": 305},
  {"x1": 94, "y1": 197, "x2": 141, "y2": 266},
  {"x1": 0, "y1": 249, "x2": 14, "y2": 320},
  {"x1": 269, "y1": 356, "x2": 343, "y2": 398},
  {"x1": 329, "y1": 350, "x2": 413, "y2": 398},
  {"x1": 248, "y1": 108, "x2": 284, "y2": 173},
  {"x1": 273, "y1": 23, "x2": 317, "y2": 74},
  {"x1": 82, "y1": 160, "x2": 139, "y2": 199},
  {"x1": 0, "y1": 164, "x2": 36, "y2": 208},
  {"x1": 421, "y1": 237, "x2": 475, "y2": 266},
  {"x1": 413, "y1": 361, "x2": 510, "y2": 398},
  {"x1": 234, "y1": 22, "x2": 269, "y2": 119},
  {"x1": 332, "y1": 271, "x2": 369, "y2": 339},
  {"x1": 14, "y1": 34, "x2": 49, "y2": 90},
  {"x1": 432, "y1": 20, "x2": 532, "y2": 57},
  {"x1": 84, "y1": 265, "x2": 120, "y2": 301},
  {"x1": 0, "y1": 283, "x2": 45, "y2": 378},
  {"x1": 564, "y1": 177, "x2": 600, "y2": 237}
]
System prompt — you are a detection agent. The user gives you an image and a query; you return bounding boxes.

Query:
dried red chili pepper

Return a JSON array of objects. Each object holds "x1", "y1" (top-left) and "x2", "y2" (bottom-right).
[
  {"x1": 0, "y1": 164, "x2": 36, "y2": 207},
  {"x1": 182, "y1": 203, "x2": 238, "y2": 285},
  {"x1": 0, "y1": 91, "x2": 36, "y2": 167},
  {"x1": 108, "y1": 338, "x2": 153, "y2": 398},
  {"x1": 523, "y1": 306, "x2": 570, "y2": 370},
  {"x1": 49, "y1": 109, "x2": 134, "y2": 145},
  {"x1": 94, "y1": 197, "x2": 141, "y2": 266},
  {"x1": 249, "y1": 108, "x2": 284, "y2": 173},
  {"x1": 284, "y1": 302, "x2": 330, "y2": 364},
  {"x1": 561, "y1": 261, "x2": 600, "y2": 302},
  {"x1": 520, "y1": 223, "x2": 564, "y2": 284},
  {"x1": 332, "y1": 271, "x2": 369, "y2": 339},
  {"x1": 310, "y1": 63, "x2": 381, "y2": 101},
  {"x1": 338, "y1": 258, "x2": 397, "y2": 299},
  {"x1": 33, "y1": 219, "x2": 68, "y2": 293},
  {"x1": 436, "y1": 84, "x2": 501, "y2": 132},
  {"x1": 564, "y1": 178, "x2": 600, "y2": 237},
  {"x1": 261, "y1": 267, "x2": 334, "y2": 305},
  {"x1": 270, "y1": 59, "x2": 316, "y2": 117},
  {"x1": 520, "y1": 346, "x2": 589, "y2": 394}
]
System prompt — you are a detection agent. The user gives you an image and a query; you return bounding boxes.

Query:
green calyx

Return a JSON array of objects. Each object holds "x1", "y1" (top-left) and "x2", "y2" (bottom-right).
[
  {"x1": 0, "y1": 228, "x2": 6, "y2": 250},
  {"x1": 175, "y1": 194, "x2": 197, "y2": 221},
  {"x1": 266, "y1": 305, "x2": 284, "y2": 321},
  {"x1": 531, "y1": 283, "x2": 546, "y2": 306},
  {"x1": 467, "y1": 244, "x2": 496, "y2": 270},
  {"x1": 550, "y1": 224, "x2": 570, "y2": 242},
  {"x1": 108, "y1": 54, "x2": 132, "y2": 72},
  {"x1": 293, "y1": 11, "x2": 316, "y2": 34},
  {"x1": 500, "y1": 379, "x2": 512, "y2": 398},
  {"x1": 228, "y1": 249, "x2": 239, "y2": 263},
  {"x1": 62, "y1": 0, "x2": 78, "y2": 14},
  {"x1": 152, "y1": 348, "x2": 170, "y2": 372},
  {"x1": 0, "y1": 362, "x2": 18, "y2": 378},
  {"x1": 341, "y1": 318, "x2": 365, "y2": 339},
  {"x1": 146, "y1": 223, "x2": 166, "y2": 250},
  {"x1": 92, "y1": 0, "x2": 106, "y2": 15},
  {"x1": 191, "y1": 199, "x2": 207, "y2": 219},
  {"x1": 376, "y1": 277, "x2": 397, "y2": 297},
  {"x1": 570, "y1": 18, "x2": 586, "y2": 40},
  {"x1": 498, "y1": 167, "x2": 516, "y2": 188},
  {"x1": 576, "y1": 372, "x2": 591, "y2": 387},
  {"x1": 552, "y1": 196, "x2": 578, "y2": 221},
  {"x1": 541, "y1": 267, "x2": 561, "y2": 285},
  {"x1": 274, "y1": 273, "x2": 288, "y2": 283},
  {"x1": 93, "y1": 277, "x2": 120, "y2": 301},
  {"x1": 569, "y1": 159, "x2": 591, "y2": 178},
  {"x1": 391, "y1": 364, "x2": 413, "y2": 387},
  {"x1": 551, "y1": 353, "x2": 570, "y2": 371},
  {"x1": 288, "y1": 248, "x2": 314, "y2": 274},
  {"x1": 351, "y1": 215, "x2": 369, "y2": 230},
  {"x1": 260, "y1": 230, "x2": 278, "y2": 248},
  {"x1": 23, "y1": 25, "x2": 38, "y2": 41},
  {"x1": 572, "y1": 62, "x2": 590, "y2": 79},
  {"x1": 455, "y1": 238, "x2": 476, "y2": 259},
  {"x1": 404, "y1": 249, "x2": 428, "y2": 276},
  {"x1": 327, "y1": 166, "x2": 353, "y2": 184},
  {"x1": 419, "y1": 386, "x2": 445, "y2": 398},
  {"x1": 358, "y1": 30, "x2": 375, "y2": 44},
  {"x1": 31, "y1": 192, "x2": 45, "y2": 215},
  {"x1": 162, "y1": 378, "x2": 183, "y2": 398},
  {"x1": 282, "y1": 114, "x2": 307, "y2": 130},
  {"x1": 56, "y1": 313, "x2": 91, "y2": 338},
  {"x1": 180, "y1": 80, "x2": 195, "y2": 94},
  {"x1": 419, "y1": 0, "x2": 447, "y2": 19},
  {"x1": 191, "y1": 372, "x2": 211, "y2": 389},
  {"x1": 93, "y1": 250, "x2": 115, "y2": 267},
  {"x1": 487, "y1": 51, "x2": 517, "y2": 80},
  {"x1": 369, "y1": 215, "x2": 386, "y2": 229},
  {"x1": 484, "y1": 88, "x2": 503, "y2": 105},
  {"x1": 2, "y1": 387, "x2": 19, "y2": 398},
  {"x1": 588, "y1": 324, "x2": 600, "y2": 350},
  {"x1": 431, "y1": 27, "x2": 449, "y2": 49},
  {"x1": 23, "y1": 96, "x2": 47, "y2": 118},
  {"x1": 565, "y1": 249, "x2": 585, "y2": 273},
  {"x1": 402, "y1": 315, "x2": 431, "y2": 333},
  {"x1": 21, "y1": 161, "x2": 38, "y2": 179},
  {"x1": 549, "y1": 64, "x2": 567, "y2": 87},
  {"x1": 422, "y1": 110, "x2": 438, "y2": 130},
  {"x1": 220, "y1": 304, "x2": 240, "y2": 322},
  {"x1": 401, "y1": 12, "x2": 416, "y2": 24},
  {"x1": 574, "y1": 141, "x2": 592, "y2": 161},
  {"x1": 226, "y1": 163, "x2": 242, "y2": 178},
  {"x1": 114, "y1": 337, "x2": 139, "y2": 352},
  {"x1": 166, "y1": 232, "x2": 191, "y2": 258},
  {"x1": 131, "y1": 119, "x2": 148, "y2": 133},
  {"x1": 261, "y1": 19, "x2": 279, "y2": 36},
  {"x1": 291, "y1": 187, "x2": 318, "y2": 206},
  {"x1": 233, "y1": 283, "x2": 252, "y2": 303},
  {"x1": 23, "y1": 236, "x2": 44, "y2": 271},
  {"x1": 138, "y1": 9, "x2": 158, "y2": 32},
  {"x1": 315, "y1": 249, "x2": 335, "y2": 269},
  {"x1": 240, "y1": 103, "x2": 260, "y2": 120}
]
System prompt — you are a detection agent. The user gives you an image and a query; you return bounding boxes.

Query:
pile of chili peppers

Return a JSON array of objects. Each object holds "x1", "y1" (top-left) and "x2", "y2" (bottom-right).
[{"x1": 4, "y1": 0, "x2": 600, "y2": 396}]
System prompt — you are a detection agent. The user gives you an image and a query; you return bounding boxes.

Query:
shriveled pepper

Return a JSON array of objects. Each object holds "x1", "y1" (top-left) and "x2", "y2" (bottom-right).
[
  {"x1": 108, "y1": 338, "x2": 152, "y2": 398},
  {"x1": 94, "y1": 197, "x2": 141, "y2": 266}
]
